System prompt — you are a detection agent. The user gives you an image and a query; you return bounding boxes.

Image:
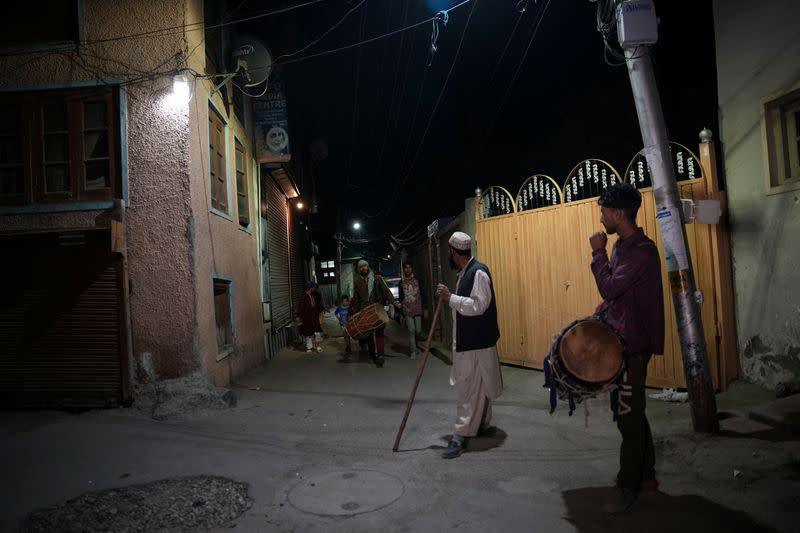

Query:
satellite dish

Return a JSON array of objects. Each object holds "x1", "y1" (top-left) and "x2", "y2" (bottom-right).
[{"x1": 230, "y1": 37, "x2": 273, "y2": 87}]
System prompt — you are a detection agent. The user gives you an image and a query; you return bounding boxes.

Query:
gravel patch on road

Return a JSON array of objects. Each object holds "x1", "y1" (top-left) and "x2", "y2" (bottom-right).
[
  {"x1": 134, "y1": 372, "x2": 237, "y2": 420},
  {"x1": 22, "y1": 476, "x2": 251, "y2": 533}
]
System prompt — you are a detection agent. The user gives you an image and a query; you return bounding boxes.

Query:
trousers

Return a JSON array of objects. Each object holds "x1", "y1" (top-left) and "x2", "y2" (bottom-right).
[
  {"x1": 406, "y1": 315, "x2": 422, "y2": 354},
  {"x1": 616, "y1": 352, "x2": 655, "y2": 490}
]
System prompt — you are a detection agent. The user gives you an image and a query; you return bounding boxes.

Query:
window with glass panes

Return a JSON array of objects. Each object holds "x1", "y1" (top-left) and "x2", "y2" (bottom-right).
[
  {"x1": 0, "y1": 87, "x2": 118, "y2": 206},
  {"x1": 209, "y1": 106, "x2": 227, "y2": 212},
  {"x1": 234, "y1": 140, "x2": 249, "y2": 226},
  {"x1": 319, "y1": 260, "x2": 336, "y2": 283}
]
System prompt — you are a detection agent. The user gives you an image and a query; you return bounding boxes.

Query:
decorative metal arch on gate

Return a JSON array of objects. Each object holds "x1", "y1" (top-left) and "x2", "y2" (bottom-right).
[
  {"x1": 516, "y1": 175, "x2": 562, "y2": 211},
  {"x1": 478, "y1": 186, "x2": 516, "y2": 219},
  {"x1": 623, "y1": 142, "x2": 705, "y2": 189},
  {"x1": 563, "y1": 159, "x2": 622, "y2": 203}
]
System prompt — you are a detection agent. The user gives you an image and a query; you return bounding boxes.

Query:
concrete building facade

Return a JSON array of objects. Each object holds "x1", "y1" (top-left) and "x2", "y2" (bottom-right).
[
  {"x1": 0, "y1": 0, "x2": 300, "y2": 405},
  {"x1": 713, "y1": 0, "x2": 800, "y2": 389}
]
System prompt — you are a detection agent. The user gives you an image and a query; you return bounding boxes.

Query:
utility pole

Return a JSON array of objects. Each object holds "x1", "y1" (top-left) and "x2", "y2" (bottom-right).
[{"x1": 613, "y1": 0, "x2": 718, "y2": 432}]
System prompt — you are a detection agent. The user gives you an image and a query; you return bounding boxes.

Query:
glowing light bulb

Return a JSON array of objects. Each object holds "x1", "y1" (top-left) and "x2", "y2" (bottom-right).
[{"x1": 172, "y1": 74, "x2": 192, "y2": 104}]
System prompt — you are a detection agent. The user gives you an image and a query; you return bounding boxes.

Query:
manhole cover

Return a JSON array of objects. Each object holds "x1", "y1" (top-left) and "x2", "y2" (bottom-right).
[{"x1": 288, "y1": 470, "x2": 404, "y2": 516}]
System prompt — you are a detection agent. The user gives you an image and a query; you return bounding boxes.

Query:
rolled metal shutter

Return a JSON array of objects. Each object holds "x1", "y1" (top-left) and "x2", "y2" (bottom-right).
[
  {"x1": 0, "y1": 230, "x2": 123, "y2": 408},
  {"x1": 290, "y1": 216, "x2": 305, "y2": 310},
  {"x1": 266, "y1": 177, "x2": 291, "y2": 328}
]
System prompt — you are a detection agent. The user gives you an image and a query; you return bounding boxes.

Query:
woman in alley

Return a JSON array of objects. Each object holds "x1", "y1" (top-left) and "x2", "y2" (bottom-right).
[{"x1": 297, "y1": 281, "x2": 325, "y2": 353}]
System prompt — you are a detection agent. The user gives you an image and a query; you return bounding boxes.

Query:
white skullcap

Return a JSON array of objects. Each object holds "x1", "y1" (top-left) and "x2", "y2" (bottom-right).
[{"x1": 448, "y1": 231, "x2": 472, "y2": 251}]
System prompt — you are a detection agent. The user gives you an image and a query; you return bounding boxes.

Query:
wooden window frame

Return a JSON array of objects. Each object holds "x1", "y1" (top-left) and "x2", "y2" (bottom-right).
[
  {"x1": 234, "y1": 140, "x2": 250, "y2": 227},
  {"x1": 0, "y1": 87, "x2": 119, "y2": 207},
  {"x1": 0, "y1": 1, "x2": 85, "y2": 55},
  {"x1": 209, "y1": 105, "x2": 228, "y2": 213},
  {"x1": 762, "y1": 82, "x2": 800, "y2": 195}
]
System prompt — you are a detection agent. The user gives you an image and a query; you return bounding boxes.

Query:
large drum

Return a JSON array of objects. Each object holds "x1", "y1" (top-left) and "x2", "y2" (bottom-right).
[
  {"x1": 547, "y1": 317, "x2": 624, "y2": 400},
  {"x1": 345, "y1": 303, "x2": 390, "y2": 340}
]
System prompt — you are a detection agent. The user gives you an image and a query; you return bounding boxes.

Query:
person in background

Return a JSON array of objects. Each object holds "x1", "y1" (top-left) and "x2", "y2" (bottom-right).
[
  {"x1": 589, "y1": 183, "x2": 664, "y2": 513},
  {"x1": 398, "y1": 261, "x2": 426, "y2": 359},
  {"x1": 435, "y1": 232, "x2": 503, "y2": 459},
  {"x1": 297, "y1": 281, "x2": 324, "y2": 353},
  {"x1": 315, "y1": 289, "x2": 327, "y2": 336},
  {"x1": 350, "y1": 259, "x2": 401, "y2": 368},
  {"x1": 335, "y1": 294, "x2": 353, "y2": 357}
]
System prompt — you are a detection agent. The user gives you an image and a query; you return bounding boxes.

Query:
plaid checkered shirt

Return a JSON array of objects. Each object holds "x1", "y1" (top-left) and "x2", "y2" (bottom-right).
[{"x1": 591, "y1": 227, "x2": 665, "y2": 355}]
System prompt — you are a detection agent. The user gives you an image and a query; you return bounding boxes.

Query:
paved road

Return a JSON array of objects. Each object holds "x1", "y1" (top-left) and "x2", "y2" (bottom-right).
[{"x1": 1, "y1": 320, "x2": 795, "y2": 532}]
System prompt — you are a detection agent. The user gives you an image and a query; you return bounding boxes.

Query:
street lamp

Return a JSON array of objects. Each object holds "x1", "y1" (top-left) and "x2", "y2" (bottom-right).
[
  {"x1": 296, "y1": 201, "x2": 305, "y2": 210},
  {"x1": 352, "y1": 221, "x2": 361, "y2": 231},
  {"x1": 171, "y1": 73, "x2": 192, "y2": 104}
]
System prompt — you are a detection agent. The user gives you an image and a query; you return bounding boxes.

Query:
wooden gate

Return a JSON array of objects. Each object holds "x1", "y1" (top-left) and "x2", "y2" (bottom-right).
[{"x1": 475, "y1": 142, "x2": 736, "y2": 390}]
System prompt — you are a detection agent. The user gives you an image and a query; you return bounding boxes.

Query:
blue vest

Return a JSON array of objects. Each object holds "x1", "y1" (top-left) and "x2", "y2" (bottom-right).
[{"x1": 455, "y1": 259, "x2": 500, "y2": 352}]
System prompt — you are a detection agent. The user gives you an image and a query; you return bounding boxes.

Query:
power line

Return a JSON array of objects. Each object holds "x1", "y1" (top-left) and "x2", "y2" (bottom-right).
[
  {"x1": 275, "y1": 0, "x2": 475, "y2": 66},
  {"x1": 398, "y1": 62, "x2": 430, "y2": 171},
  {"x1": 85, "y1": 0, "x2": 326, "y2": 46},
  {"x1": 274, "y1": 0, "x2": 367, "y2": 63},
  {"x1": 345, "y1": 1, "x2": 369, "y2": 188},
  {"x1": 483, "y1": 0, "x2": 553, "y2": 141},
  {"x1": 486, "y1": 4, "x2": 526, "y2": 88},
  {"x1": 372, "y1": 0, "x2": 412, "y2": 193},
  {"x1": 366, "y1": 0, "x2": 426, "y2": 209},
  {"x1": 0, "y1": 0, "x2": 325, "y2": 59},
  {"x1": 391, "y1": 218, "x2": 417, "y2": 239},
  {"x1": 392, "y1": 223, "x2": 429, "y2": 245},
  {"x1": 379, "y1": 0, "x2": 481, "y2": 218}
]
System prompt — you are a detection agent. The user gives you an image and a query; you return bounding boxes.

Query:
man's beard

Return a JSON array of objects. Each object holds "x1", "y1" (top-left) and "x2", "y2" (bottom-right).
[
  {"x1": 360, "y1": 269, "x2": 370, "y2": 277},
  {"x1": 448, "y1": 255, "x2": 459, "y2": 270}
]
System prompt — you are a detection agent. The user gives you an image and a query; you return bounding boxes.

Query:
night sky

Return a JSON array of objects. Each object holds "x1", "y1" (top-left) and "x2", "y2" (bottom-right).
[{"x1": 244, "y1": 0, "x2": 718, "y2": 258}]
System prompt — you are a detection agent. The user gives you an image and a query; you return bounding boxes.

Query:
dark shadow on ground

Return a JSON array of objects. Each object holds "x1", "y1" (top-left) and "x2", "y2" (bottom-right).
[
  {"x1": 562, "y1": 486, "x2": 776, "y2": 533},
  {"x1": 389, "y1": 340, "x2": 407, "y2": 353},
  {"x1": 716, "y1": 411, "x2": 800, "y2": 442},
  {"x1": 437, "y1": 429, "x2": 508, "y2": 454},
  {"x1": 718, "y1": 427, "x2": 800, "y2": 442},
  {"x1": 393, "y1": 444, "x2": 447, "y2": 453}
]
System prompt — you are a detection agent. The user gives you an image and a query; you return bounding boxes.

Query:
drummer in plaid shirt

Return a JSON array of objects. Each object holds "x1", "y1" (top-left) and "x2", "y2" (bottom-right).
[{"x1": 589, "y1": 183, "x2": 664, "y2": 514}]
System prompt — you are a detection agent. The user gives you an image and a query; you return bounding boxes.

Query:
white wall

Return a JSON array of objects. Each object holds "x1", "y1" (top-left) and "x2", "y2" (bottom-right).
[{"x1": 714, "y1": 0, "x2": 800, "y2": 388}]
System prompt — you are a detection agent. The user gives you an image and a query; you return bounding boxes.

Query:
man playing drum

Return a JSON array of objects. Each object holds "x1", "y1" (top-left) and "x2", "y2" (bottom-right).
[
  {"x1": 436, "y1": 232, "x2": 503, "y2": 459},
  {"x1": 350, "y1": 259, "x2": 400, "y2": 368},
  {"x1": 589, "y1": 183, "x2": 664, "y2": 513}
]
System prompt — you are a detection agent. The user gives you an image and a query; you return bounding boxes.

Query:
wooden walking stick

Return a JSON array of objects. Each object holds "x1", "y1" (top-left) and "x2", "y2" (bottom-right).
[{"x1": 392, "y1": 298, "x2": 444, "y2": 452}]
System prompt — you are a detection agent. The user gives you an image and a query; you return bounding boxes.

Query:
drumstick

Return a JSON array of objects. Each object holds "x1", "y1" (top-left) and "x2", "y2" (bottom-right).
[{"x1": 392, "y1": 298, "x2": 444, "y2": 452}]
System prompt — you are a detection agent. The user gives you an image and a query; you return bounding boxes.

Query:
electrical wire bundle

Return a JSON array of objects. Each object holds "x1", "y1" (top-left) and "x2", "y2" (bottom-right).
[{"x1": 592, "y1": 0, "x2": 650, "y2": 66}]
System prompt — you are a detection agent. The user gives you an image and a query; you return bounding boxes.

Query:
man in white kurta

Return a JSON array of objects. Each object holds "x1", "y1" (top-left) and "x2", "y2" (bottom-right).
[{"x1": 437, "y1": 231, "x2": 503, "y2": 459}]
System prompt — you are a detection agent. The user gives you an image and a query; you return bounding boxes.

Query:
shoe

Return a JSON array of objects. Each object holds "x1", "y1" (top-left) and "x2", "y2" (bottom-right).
[
  {"x1": 345, "y1": 347, "x2": 352, "y2": 353},
  {"x1": 602, "y1": 486, "x2": 638, "y2": 514},
  {"x1": 306, "y1": 349, "x2": 312, "y2": 353},
  {"x1": 441, "y1": 439, "x2": 466, "y2": 459},
  {"x1": 477, "y1": 424, "x2": 497, "y2": 437},
  {"x1": 614, "y1": 475, "x2": 659, "y2": 494},
  {"x1": 375, "y1": 355, "x2": 385, "y2": 368},
  {"x1": 315, "y1": 347, "x2": 323, "y2": 353},
  {"x1": 640, "y1": 478, "x2": 659, "y2": 495},
  {"x1": 409, "y1": 352, "x2": 419, "y2": 360}
]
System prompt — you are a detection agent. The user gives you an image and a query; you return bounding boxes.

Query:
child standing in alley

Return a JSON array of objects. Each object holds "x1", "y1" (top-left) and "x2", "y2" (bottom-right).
[{"x1": 335, "y1": 295, "x2": 353, "y2": 356}]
